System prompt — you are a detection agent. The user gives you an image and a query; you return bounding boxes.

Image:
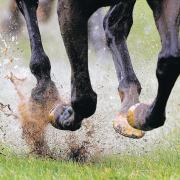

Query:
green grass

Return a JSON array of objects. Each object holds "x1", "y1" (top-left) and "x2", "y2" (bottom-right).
[
  {"x1": 1, "y1": 130, "x2": 180, "y2": 180},
  {"x1": 1, "y1": 132, "x2": 179, "y2": 179},
  {"x1": 0, "y1": 148, "x2": 179, "y2": 180}
]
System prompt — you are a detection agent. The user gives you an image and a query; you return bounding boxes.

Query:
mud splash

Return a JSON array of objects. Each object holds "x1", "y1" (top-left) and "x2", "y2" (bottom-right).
[{"x1": 1, "y1": 72, "x2": 99, "y2": 161}]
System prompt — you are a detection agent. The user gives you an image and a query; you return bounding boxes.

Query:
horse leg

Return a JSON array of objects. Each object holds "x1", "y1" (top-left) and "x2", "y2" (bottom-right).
[
  {"x1": 14, "y1": 0, "x2": 62, "y2": 114},
  {"x1": 104, "y1": 1, "x2": 144, "y2": 138},
  {"x1": 50, "y1": 0, "x2": 99, "y2": 130},
  {"x1": 14, "y1": 0, "x2": 57, "y2": 154},
  {"x1": 128, "y1": 0, "x2": 180, "y2": 130},
  {"x1": 15, "y1": 0, "x2": 51, "y2": 82}
]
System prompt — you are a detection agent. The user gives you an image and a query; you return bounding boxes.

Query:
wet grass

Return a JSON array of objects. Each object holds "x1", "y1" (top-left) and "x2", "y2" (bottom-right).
[
  {"x1": 0, "y1": 131, "x2": 179, "y2": 180},
  {"x1": 0, "y1": 147, "x2": 179, "y2": 180}
]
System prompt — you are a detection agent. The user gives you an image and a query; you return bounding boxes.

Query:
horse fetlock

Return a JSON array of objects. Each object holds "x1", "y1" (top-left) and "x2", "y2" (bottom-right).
[
  {"x1": 145, "y1": 113, "x2": 166, "y2": 130},
  {"x1": 30, "y1": 52, "x2": 51, "y2": 80},
  {"x1": 118, "y1": 82, "x2": 141, "y2": 113},
  {"x1": 71, "y1": 90, "x2": 97, "y2": 119},
  {"x1": 119, "y1": 77, "x2": 141, "y2": 95},
  {"x1": 143, "y1": 107, "x2": 166, "y2": 131},
  {"x1": 157, "y1": 55, "x2": 180, "y2": 80}
]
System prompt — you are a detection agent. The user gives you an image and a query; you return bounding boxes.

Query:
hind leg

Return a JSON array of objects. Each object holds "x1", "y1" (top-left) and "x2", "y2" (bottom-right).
[
  {"x1": 104, "y1": 1, "x2": 144, "y2": 138},
  {"x1": 128, "y1": 0, "x2": 180, "y2": 130}
]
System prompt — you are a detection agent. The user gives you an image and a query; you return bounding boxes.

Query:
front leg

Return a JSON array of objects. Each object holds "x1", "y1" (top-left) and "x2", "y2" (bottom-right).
[
  {"x1": 49, "y1": 0, "x2": 97, "y2": 130},
  {"x1": 128, "y1": 0, "x2": 180, "y2": 130},
  {"x1": 58, "y1": 0, "x2": 97, "y2": 119}
]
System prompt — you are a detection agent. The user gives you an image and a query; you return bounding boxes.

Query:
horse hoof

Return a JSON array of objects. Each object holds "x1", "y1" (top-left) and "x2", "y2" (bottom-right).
[
  {"x1": 48, "y1": 104, "x2": 81, "y2": 131},
  {"x1": 127, "y1": 103, "x2": 151, "y2": 130},
  {"x1": 113, "y1": 113, "x2": 145, "y2": 139},
  {"x1": 49, "y1": 104, "x2": 71, "y2": 123}
]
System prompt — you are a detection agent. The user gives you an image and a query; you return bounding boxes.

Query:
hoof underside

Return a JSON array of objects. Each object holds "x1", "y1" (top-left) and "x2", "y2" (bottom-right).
[{"x1": 113, "y1": 113, "x2": 145, "y2": 139}]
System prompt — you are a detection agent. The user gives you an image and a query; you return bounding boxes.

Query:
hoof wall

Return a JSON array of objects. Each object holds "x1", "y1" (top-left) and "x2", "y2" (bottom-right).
[
  {"x1": 113, "y1": 113, "x2": 145, "y2": 139},
  {"x1": 127, "y1": 103, "x2": 150, "y2": 130},
  {"x1": 48, "y1": 104, "x2": 82, "y2": 131}
]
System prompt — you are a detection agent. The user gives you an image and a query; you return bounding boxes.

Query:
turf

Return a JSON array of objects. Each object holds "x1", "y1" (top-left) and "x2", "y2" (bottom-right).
[
  {"x1": 1, "y1": 132, "x2": 179, "y2": 179},
  {"x1": 0, "y1": 148, "x2": 179, "y2": 180}
]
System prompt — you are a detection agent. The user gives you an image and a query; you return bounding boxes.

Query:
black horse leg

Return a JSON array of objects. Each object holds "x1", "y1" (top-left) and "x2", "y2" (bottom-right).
[
  {"x1": 49, "y1": 0, "x2": 98, "y2": 130},
  {"x1": 128, "y1": 0, "x2": 180, "y2": 130},
  {"x1": 15, "y1": 0, "x2": 51, "y2": 83},
  {"x1": 104, "y1": 1, "x2": 144, "y2": 138}
]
